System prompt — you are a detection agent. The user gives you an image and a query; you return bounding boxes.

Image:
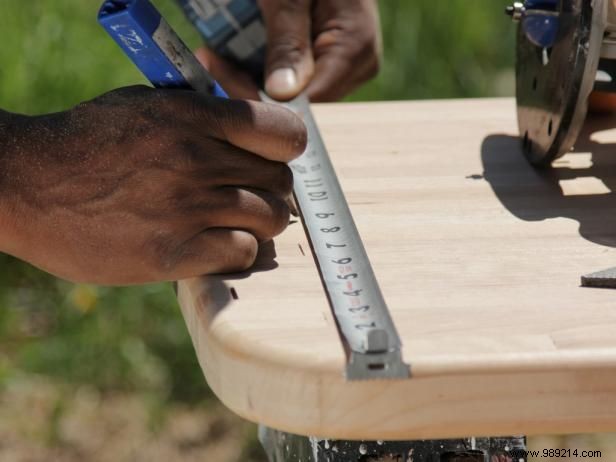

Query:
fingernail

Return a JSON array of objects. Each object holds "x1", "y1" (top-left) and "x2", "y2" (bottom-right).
[{"x1": 266, "y1": 68, "x2": 298, "y2": 99}]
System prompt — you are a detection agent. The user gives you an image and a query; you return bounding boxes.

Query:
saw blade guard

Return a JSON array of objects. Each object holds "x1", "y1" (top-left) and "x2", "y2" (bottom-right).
[{"x1": 511, "y1": 0, "x2": 607, "y2": 166}]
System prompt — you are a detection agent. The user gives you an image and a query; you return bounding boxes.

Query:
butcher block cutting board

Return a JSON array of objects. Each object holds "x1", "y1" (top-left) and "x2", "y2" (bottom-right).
[{"x1": 177, "y1": 98, "x2": 616, "y2": 440}]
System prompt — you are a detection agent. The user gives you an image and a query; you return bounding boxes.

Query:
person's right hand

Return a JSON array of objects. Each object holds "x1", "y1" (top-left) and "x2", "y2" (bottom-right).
[
  {"x1": 0, "y1": 86, "x2": 306, "y2": 285},
  {"x1": 195, "y1": 0, "x2": 381, "y2": 102}
]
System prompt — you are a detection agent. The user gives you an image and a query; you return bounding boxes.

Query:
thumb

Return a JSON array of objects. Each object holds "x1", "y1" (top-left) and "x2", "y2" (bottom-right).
[{"x1": 259, "y1": 0, "x2": 314, "y2": 100}]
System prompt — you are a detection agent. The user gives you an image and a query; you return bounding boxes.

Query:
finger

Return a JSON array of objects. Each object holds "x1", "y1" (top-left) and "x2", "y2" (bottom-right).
[
  {"x1": 191, "y1": 96, "x2": 307, "y2": 162},
  {"x1": 259, "y1": 0, "x2": 314, "y2": 100},
  {"x1": 212, "y1": 187, "x2": 292, "y2": 242},
  {"x1": 194, "y1": 47, "x2": 260, "y2": 100},
  {"x1": 213, "y1": 151, "x2": 295, "y2": 197},
  {"x1": 307, "y1": 44, "x2": 379, "y2": 102},
  {"x1": 307, "y1": 0, "x2": 381, "y2": 102},
  {"x1": 173, "y1": 229, "x2": 259, "y2": 277}
]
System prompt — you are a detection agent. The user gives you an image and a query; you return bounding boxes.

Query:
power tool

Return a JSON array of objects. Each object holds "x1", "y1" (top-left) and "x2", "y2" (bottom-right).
[
  {"x1": 509, "y1": 0, "x2": 616, "y2": 286},
  {"x1": 507, "y1": 0, "x2": 615, "y2": 166}
]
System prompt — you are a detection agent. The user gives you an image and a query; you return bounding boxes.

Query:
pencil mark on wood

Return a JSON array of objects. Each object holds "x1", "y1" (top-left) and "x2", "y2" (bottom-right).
[{"x1": 229, "y1": 287, "x2": 239, "y2": 300}]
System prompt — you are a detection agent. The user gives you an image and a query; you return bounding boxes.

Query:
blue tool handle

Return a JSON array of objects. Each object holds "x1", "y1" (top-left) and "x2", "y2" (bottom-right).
[
  {"x1": 98, "y1": 0, "x2": 228, "y2": 98},
  {"x1": 176, "y1": 0, "x2": 266, "y2": 83}
]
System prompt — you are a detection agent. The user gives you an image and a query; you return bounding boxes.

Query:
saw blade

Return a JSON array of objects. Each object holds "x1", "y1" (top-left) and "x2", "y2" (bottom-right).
[{"x1": 515, "y1": 0, "x2": 606, "y2": 166}]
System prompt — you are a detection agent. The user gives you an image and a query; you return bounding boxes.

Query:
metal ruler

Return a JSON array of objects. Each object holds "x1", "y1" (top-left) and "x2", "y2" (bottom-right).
[
  {"x1": 101, "y1": 0, "x2": 410, "y2": 380},
  {"x1": 263, "y1": 93, "x2": 410, "y2": 380}
]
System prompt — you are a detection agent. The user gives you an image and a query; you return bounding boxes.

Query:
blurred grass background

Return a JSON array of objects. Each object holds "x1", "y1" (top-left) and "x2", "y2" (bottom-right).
[{"x1": 0, "y1": 1, "x2": 612, "y2": 461}]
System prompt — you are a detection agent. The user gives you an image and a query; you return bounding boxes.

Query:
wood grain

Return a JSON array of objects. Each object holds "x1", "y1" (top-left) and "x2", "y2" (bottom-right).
[{"x1": 177, "y1": 98, "x2": 616, "y2": 439}]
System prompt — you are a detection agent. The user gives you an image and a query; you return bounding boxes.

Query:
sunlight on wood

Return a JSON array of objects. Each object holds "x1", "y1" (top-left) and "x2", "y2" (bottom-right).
[
  {"x1": 552, "y1": 152, "x2": 594, "y2": 169},
  {"x1": 559, "y1": 177, "x2": 612, "y2": 196}
]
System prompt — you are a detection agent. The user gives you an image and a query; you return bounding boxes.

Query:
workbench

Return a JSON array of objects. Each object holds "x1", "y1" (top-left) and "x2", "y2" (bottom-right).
[{"x1": 177, "y1": 98, "x2": 616, "y2": 451}]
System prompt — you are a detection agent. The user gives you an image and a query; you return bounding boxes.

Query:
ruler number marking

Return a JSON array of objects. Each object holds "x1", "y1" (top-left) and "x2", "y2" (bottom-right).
[
  {"x1": 337, "y1": 273, "x2": 358, "y2": 280},
  {"x1": 309, "y1": 191, "x2": 328, "y2": 201},
  {"x1": 355, "y1": 322, "x2": 377, "y2": 330},
  {"x1": 304, "y1": 178, "x2": 323, "y2": 188},
  {"x1": 349, "y1": 305, "x2": 370, "y2": 314},
  {"x1": 332, "y1": 257, "x2": 351, "y2": 264},
  {"x1": 344, "y1": 289, "x2": 362, "y2": 297}
]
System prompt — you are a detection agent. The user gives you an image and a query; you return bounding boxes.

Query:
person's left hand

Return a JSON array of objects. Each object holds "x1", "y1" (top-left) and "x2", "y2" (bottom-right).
[{"x1": 195, "y1": 0, "x2": 381, "y2": 102}]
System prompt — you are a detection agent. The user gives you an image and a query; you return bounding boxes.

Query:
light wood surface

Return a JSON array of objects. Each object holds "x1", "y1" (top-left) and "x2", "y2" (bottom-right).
[{"x1": 177, "y1": 98, "x2": 616, "y2": 440}]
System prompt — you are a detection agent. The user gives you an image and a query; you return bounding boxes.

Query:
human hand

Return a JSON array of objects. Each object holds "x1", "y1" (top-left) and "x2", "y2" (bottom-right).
[
  {"x1": 0, "y1": 86, "x2": 306, "y2": 284},
  {"x1": 195, "y1": 0, "x2": 381, "y2": 102}
]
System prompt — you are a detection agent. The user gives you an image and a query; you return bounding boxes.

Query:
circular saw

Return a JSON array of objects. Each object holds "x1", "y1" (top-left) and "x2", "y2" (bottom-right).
[{"x1": 508, "y1": 0, "x2": 613, "y2": 166}]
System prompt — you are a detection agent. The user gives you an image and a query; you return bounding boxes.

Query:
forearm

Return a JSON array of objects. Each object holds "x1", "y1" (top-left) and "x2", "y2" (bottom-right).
[
  {"x1": 0, "y1": 109, "x2": 27, "y2": 137},
  {"x1": 0, "y1": 109, "x2": 14, "y2": 128},
  {"x1": 0, "y1": 109, "x2": 28, "y2": 255},
  {"x1": 0, "y1": 111, "x2": 13, "y2": 254}
]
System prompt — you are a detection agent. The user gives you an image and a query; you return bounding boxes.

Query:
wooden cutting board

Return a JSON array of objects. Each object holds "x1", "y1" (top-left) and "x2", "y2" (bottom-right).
[{"x1": 177, "y1": 98, "x2": 616, "y2": 440}]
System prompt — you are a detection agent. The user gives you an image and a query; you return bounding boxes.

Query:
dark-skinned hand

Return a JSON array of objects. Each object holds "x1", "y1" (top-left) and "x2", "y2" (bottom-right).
[
  {"x1": 0, "y1": 86, "x2": 306, "y2": 285},
  {"x1": 195, "y1": 0, "x2": 381, "y2": 101}
]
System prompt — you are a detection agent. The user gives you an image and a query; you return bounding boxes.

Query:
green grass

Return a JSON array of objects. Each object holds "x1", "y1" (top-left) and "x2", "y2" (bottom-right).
[
  {"x1": 0, "y1": 0, "x2": 199, "y2": 114},
  {"x1": 351, "y1": 1, "x2": 515, "y2": 101},
  {"x1": 0, "y1": 0, "x2": 515, "y2": 115},
  {"x1": 0, "y1": 0, "x2": 517, "y2": 454}
]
